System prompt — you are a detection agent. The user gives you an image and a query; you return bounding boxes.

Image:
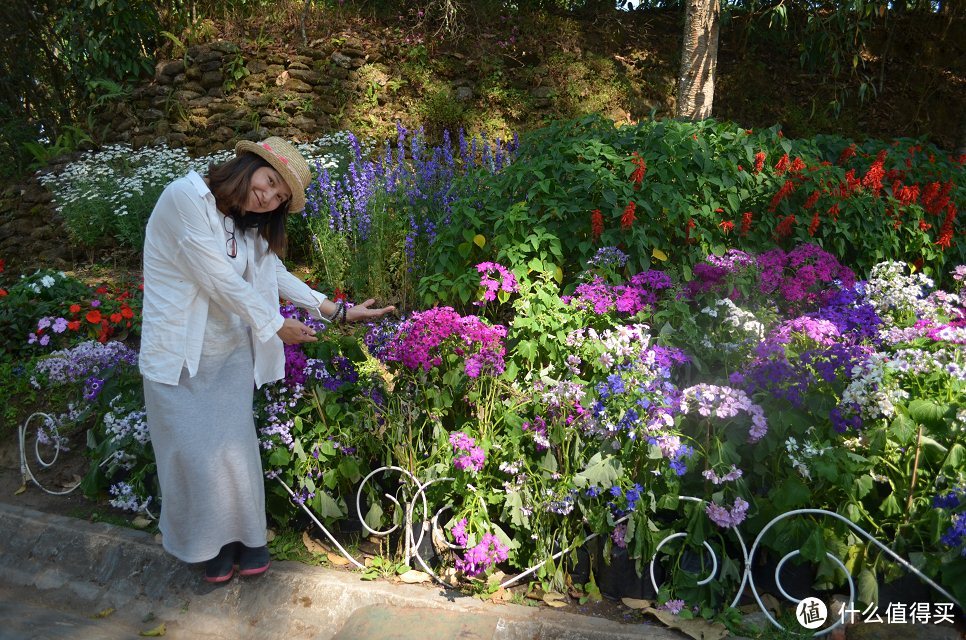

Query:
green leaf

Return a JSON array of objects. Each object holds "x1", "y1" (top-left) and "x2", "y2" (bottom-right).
[
  {"x1": 268, "y1": 447, "x2": 291, "y2": 467},
  {"x1": 801, "y1": 528, "x2": 826, "y2": 563},
  {"x1": 857, "y1": 568, "x2": 878, "y2": 607},
  {"x1": 364, "y1": 501, "x2": 384, "y2": 530},
  {"x1": 575, "y1": 453, "x2": 621, "y2": 487},
  {"x1": 312, "y1": 491, "x2": 343, "y2": 519},
  {"x1": 907, "y1": 399, "x2": 948, "y2": 428}
]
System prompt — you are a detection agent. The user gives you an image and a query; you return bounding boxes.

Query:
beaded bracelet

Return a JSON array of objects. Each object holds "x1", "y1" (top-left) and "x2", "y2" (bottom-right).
[
  {"x1": 339, "y1": 301, "x2": 348, "y2": 324},
  {"x1": 327, "y1": 300, "x2": 345, "y2": 324}
]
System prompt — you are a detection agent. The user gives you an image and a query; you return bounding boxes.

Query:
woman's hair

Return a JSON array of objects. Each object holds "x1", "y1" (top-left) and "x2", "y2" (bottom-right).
[{"x1": 207, "y1": 153, "x2": 290, "y2": 256}]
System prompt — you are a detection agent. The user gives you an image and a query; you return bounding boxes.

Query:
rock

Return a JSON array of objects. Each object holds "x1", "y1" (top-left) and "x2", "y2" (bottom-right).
[
  {"x1": 114, "y1": 117, "x2": 137, "y2": 133},
  {"x1": 188, "y1": 115, "x2": 208, "y2": 129},
  {"x1": 213, "y1": 126, "x2": 235, "y2": 142},
  {"x1": 281, "y1": 78, "x2": 313, "y2": 93},
  {"x1": 287, "y1": 60, "x2": 310, "y2": 71},
  {"x1": 455, "y1": 86, "x2": 473, "y2": 101},
  {"x1": 174, "y1": 89, "x2": 202, "y2": 102},
  {"x1": 330, "y1": 52, "x2": 353, "y2": 69},
  {"x1": 155, "y1": 59, "x2": 185, "y2": 79},
  {"x1": 209, "y1": 40, "x2": 239, "y2": 55},
  {"x1": 288, "y1": 54, "x2": 313, "y2": 67},
  {"x1": 198, "y1": 59, "x2": 222, "y2": 72},
  {"x1": 182, "y1": 80, "x2": 205, "y2": 94},
  {"x1": 200, "y1": 70, "x2": 223, "y2": 89},
  {"x1": 287, "y1": 68, "x2": 321, "y2": 84},
  {"x1": 342, "y1": 45, "x2": 365, "y2": 58},
  {"x1": 246, "y1": 59, "x2": 268, "y2": 74},
  {"x1": 741, "y1": 611, "x2": 774, "y2": 634},
  {"x1": 193, "y1": 50, "x2": 223, "y2": 65}
]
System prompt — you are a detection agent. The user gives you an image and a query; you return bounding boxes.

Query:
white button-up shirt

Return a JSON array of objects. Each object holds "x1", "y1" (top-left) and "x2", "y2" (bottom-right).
[{"x1": 140, "y1": 171, "x2": 326, "y2": 388}]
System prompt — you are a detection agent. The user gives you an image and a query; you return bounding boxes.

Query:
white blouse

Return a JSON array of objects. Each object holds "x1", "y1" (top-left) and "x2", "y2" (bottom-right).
[{"x1": 140, "y1": 171, "x2": 327, "y2": 388}]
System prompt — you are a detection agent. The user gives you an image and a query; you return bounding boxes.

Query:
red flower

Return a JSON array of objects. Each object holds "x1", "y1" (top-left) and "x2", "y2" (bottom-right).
[
  {"x1": 753, "y1": 152, "x2": 766, "y2": 174},
  {"x1": 620, "y1": 202, "x2": 636, "y2": 231},
  {"x1": 919, "y1": 219, "x2": 932, "y2": 231},
  {"x1": 121, "y1": 306, "x2": 134, "y2": 319},
  {"x1": 774, "y1": 154, "x2": 790, "y2": 176},
  {"x1": 0, "y1": 258, "x2": 4, "y2": 273},
  {"x1": 837, "y1": 144, "x2": 857, "y2": 165},
  {"x1": 803, "y1": 190, "x2": 822, "y2": 210},
  {"x1": 774, "y1": 214, "x2": 796, "y2": 240},
  {"x1": 719, "y1": 220, "x2": 735, "y2": 235},
  {"x1": 333, "y1": 287, "x2": 347, "y2": 302},
  {"x1": 69, "y1": 304, "x2": 81, "y2": 314},
  {"x1": 0, "y1": 289, "x2": 6, "y2": 297},
  {"x1": 67, "y1": 320, "x2": 81, "y2": 331},
  {"x1": 827, "y1": 203, "x2": 840, "y2": 221},
  {"x1": 737, "y1": 164, "x2": 744, "y2": 172},
  {"x1": 110, "y1": 313, "x2": 123, "y2": 324},
  {"x1": 861, "y1": 150, "x2": 887, "y2": 195},
  {"x1": 895, "y1": 183, "x2": 920, "y2": 207},
  {"x1": 630, "y1": 153, "x2": 647, "y2": 188},
  {"x1": 95, "y1": 286, "x2": 108, "y2": 295},
  {"x1": 86, "y1": 310, "x2": 102, "y2": 324},
  {"x1": 685, "y1": 218, "x2": 697, "y2": 244},
  {"x1": 768, "y1": 179, "x2": 797, "y2": 212},
  {"x1": 740, "y1": 211, "x2": 753, "y2": 236},
  {"x1": 934, "y1": 204, "x2": 957, "y2": 250},
  {"x1": 789, "y1": 157, "x2": 806, "y2": 174},
  {"x1": 808, "y1": 210, "x2": 820, "y2": 236},
  {"x1": 590, "y1": 209, "x2": 604, "y2": 240},
  {"x1": 744, "y1": 129, "x2": 753, "y2": 135}
]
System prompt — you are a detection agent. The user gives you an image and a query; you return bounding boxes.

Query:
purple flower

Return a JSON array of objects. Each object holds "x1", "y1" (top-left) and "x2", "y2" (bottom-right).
[
  {"x1": 451, "y1": 518, "x2": 469, "y2": 546},
  {"x1": 454, "y1": 533, "x2": 509, "y2": 576},
  {"x1": 611, "y1": 523, "x2": 628, "y2": 549},
  {"x1": 52, "y1": 317, "x2": 68, "y2": 333},
  {"x1": 91, "y1": 300, "x2": 101, "y2": 308},
  {"x1": 705, "y1": 497, "x2": 750, "y2": 528}
]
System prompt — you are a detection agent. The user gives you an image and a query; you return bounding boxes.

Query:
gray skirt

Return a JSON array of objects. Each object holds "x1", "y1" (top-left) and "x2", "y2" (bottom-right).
[{"x1": 144, "y1": 339, "x2": 266, "y2": 563}]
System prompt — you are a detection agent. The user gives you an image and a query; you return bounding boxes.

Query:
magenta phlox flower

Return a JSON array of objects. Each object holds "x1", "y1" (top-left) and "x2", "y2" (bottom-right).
[
  {"x1": 706, "y1": 497, "x2": 750, "y2": 528},
  {"x1": 454, "y1": 533, "x2": 509, "y2": 576},
  {"x1": 450, "y1": 431, "x2": 485, "y2": 472},
  {"x1": 451, "y1": 517, "x2": 469, "y2": 546},
  {"x1": 757, "y1": 245, "x2": 855, "y2": 310},
  {"x1": 569, "y1": 271, "x2": 671, "y2": 316},
  {"x1": 681, "y1": 384, "x2": 768, "y2": 442},
  {"x1": 385, "y1": 307, "x2": 506, "y2": 378},
  {"x1": 475, "y1": 262, "x2": 518, "y2": 305}
]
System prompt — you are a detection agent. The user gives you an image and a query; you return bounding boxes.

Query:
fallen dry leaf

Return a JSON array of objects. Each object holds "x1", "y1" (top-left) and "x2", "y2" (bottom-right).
[
  {"x1": 302, "y1": 531, "x2": 327, "y2": 555},
  {"x1": 621, "y1": 597, "x2": 654, "y2": 610},
  {"x1": 14, "y1": 482, "x2": 26, "y2": 496},
  {"x1": 632, "y1": 604, "x2": 729, "y2": 640},
  {"x1": 92, "y1": 607, "x2": 115, "y2": 619},
  {"x1": 490, "y1": 588, "x2": 513, "y2": 604},
  {"x1": 139, "y1": 622, "x2": 166, "y2": 637},
  {"x1": 132, "y1": 516, "x2": 152, "y2": 529},
  {"x1": 326, "y1": 552, "x2": 351, "y2": 567},
  {"x1": 542, "y1": 592, "x2": 568, "y2": 608},
  {"x1": 397, "y1": 569, "x2": 431, "y2": 584}
]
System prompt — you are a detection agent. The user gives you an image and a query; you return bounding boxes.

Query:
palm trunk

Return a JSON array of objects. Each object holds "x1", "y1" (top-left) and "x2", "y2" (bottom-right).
[{"x1": 675, "y1": 0, "x2": 721, "y2": 121}]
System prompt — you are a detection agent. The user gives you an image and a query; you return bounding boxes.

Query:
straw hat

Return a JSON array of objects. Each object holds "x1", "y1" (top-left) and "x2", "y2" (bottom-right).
[{"x1": 235, "y1": 137, "x2": 311, "y2": 213}]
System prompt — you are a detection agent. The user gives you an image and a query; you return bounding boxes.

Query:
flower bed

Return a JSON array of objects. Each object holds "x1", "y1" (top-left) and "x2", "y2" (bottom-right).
[{"x1": 6, "y1": 116, "x2": 965, "y2": 620}]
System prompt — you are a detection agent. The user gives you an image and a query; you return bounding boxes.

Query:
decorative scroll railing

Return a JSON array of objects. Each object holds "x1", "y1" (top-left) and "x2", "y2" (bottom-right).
[
  {"x1": 19, "y1": 416, "x2": 961, "y2": 635},
  {"x1": 279, "y1": 466, "x2": 963, "y2": 636}
]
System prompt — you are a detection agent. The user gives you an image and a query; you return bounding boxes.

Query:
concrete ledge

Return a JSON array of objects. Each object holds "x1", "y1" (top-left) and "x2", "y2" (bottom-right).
[{"x1": 0, "y1": 502, "x2": 684, "y2": 639}]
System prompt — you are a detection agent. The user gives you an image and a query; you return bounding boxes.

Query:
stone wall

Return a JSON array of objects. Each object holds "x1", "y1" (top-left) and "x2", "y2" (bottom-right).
[{"x1": 102, "y1": 38, "x2": 376, "y2": 153}]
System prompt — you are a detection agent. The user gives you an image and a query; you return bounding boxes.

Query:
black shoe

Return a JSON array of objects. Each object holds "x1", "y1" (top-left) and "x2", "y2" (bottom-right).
[
  {"x1": 204, "y1": 543, "x2": 238, "y2": 583},
  {"x1": 238, "y1": 544, "x2": 271, "y2": 576}
]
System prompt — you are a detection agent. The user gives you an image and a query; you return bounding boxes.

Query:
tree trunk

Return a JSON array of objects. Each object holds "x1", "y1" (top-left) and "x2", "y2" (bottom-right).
[{"x1": 675, "y1": 0, "x2": 721, "y2": 121}]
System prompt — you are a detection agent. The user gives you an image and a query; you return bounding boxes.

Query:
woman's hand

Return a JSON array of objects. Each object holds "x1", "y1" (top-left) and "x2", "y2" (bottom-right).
[
  {"x1": 346, "y1": 299, "x2": 396, "y2": 323},
  {"x1": 276, "y1": 317, "x2": 318, "y2": 344}
]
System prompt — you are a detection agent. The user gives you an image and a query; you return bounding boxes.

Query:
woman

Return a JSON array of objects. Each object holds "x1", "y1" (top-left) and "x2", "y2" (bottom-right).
[{"x1": 140, "y1": 137, "x2": 394, "y2": 583}]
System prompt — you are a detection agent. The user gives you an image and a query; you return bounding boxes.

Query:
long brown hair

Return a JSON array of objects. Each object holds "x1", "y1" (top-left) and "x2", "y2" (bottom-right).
[{"x1": 207, "y1": 154, "x2": 290, "y2": 256}]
